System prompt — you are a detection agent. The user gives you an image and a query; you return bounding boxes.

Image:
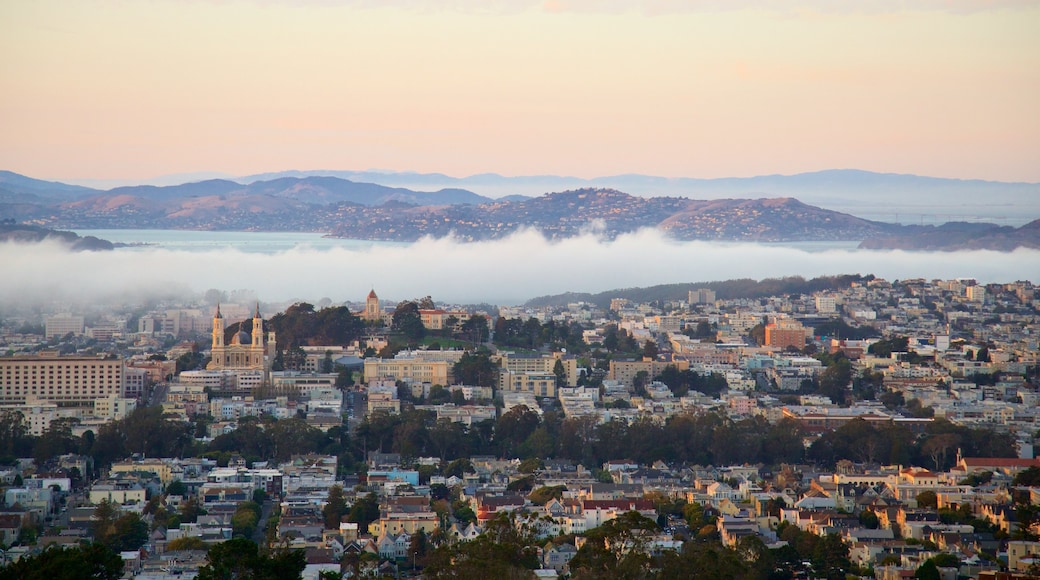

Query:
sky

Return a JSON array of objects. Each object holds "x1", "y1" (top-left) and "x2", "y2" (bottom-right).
[{"x1": 1, "y1": 0, "x2": 1039, "y2": 184}]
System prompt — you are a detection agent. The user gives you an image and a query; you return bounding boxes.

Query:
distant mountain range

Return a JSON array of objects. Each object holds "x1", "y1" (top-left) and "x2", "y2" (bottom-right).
[
  {"x1": 2, "y1": 170, "x2": 1038, "y2": 250},
  {"x1": 234, "y1": 168, "x2": 1040, "y2": 226}
]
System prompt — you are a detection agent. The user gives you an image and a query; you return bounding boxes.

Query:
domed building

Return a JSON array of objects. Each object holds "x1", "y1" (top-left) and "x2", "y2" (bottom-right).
[{"x1": 207, "y1": 303, "x2": 276, "y2": 373}]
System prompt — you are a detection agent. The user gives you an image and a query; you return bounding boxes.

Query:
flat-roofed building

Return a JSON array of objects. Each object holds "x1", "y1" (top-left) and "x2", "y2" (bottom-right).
[
  {"x1": 418, "y1": 309, "x2": 468, "y2": 331},
  {"x1": 498, "y1": 353, "x2": 579, "y2": 387},
  {"x1": 765, "y1": 320, "x2": 808, "y2": 350},
  {"x1": 0, "y1": 355, "x2": 124, "y2": 406},
  {"x1": 608, "y1": 359, "x2": 689, "y2": 388},
  {"x1": 363, "y1": 358, "x2": 449, "y2": 386},
  {"x1": 45, "y1": 315, "x2": 84, "y2": 339},
  {"x1": 689, "y1": 288, "x2": 716, "y2": 304},
  {"x1": 501, "y1": 372, "x2": 558, "y2": 398},
  {"x1": 93, "y1": 394, "x2": 137, "y2": 421},
  {"x1": 270, "y1": 372, "x2": 337, "y2": 397}
]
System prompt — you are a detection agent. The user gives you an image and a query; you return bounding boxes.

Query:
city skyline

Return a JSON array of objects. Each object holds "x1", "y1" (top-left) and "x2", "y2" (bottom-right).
[{"x1": 2, "y1": 1, "x2": 1038, "y2": 184}]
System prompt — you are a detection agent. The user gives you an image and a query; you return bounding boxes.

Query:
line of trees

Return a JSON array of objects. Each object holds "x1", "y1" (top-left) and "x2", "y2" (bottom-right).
[
  {"x1": 5, "y1": 400, "x2": 1016, "y2": 483},
  {"x1": 493, "y1": 316, "x2": 588, "y2": 353},
  {"x1": 354, "y1": 406, "x2": 1015, "y2": 471}
]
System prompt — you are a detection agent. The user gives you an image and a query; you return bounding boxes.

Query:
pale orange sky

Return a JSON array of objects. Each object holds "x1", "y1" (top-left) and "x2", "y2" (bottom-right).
[{"x1": 1, "y1": 0, "x2": 1038, "y2": 183}]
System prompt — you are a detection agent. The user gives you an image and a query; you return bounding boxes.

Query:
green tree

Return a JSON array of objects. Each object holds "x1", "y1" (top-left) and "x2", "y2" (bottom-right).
[
  {"x1": 176, "y1": 344, "x2": 205, "y2": 373},
  {"x1": 267, "y1": 417, "x2": 326, "y2": 462},
  {"x1": 196, "y1": 538, "x2": 306, "y2": 580},
  {"x1": 346, "y1": 493, "x2": 380, "y2": 534},
  {"x1": 916, "y1": 490, "x2": 938, "y2": 509},
  {"x1": 1013, "y1": 466, "x2": 1040, "y2": 486},
  {"x1": 231, "y1": 501, "x2": 261, "y2": 539},
  {"x1": 657, "y1": 540, "x2": 750, "y2": 580},
  {"x1": 323, "y1": 485, "x2": 348, "y2": 530},
  {"x1": 528, "y1": 485, "x2": 565, "y2": 505},
  {"x1": 424, "y1": 512, "x2": 539, "y2": 579},
  {"x1": 409, "y1": 529, "x2": 429, "y2": 570},
  {"x1": 180, "y1": 495, "x2": 207, "y2": 523},
  {"x1": 817, "y1": 356, "x2": 852, "y2": 404},
  {"x1": 452, "y1": 351, "x2": 499, "y2": 388},
  {"x1": 569, "y1": 511, "x2": 660, "y2": 580},
  {"x1": 459, "y1": 315, "x2": 490, "y2": 344},
  {"x1": 553, "y1": 358, "x2": 567, "y2": 387},
  {"x1": 0, "y1": 543, "x2": 123, "y2": 580},
  {"x1": 642, "y1": 340, "x2": 659, "y2": 360},
  {"x1": 859, "y1": 510, "x2": 880, "y2": 529},
  {"x1": 166, "y1": 480, "x2": 188, "y2": 496},
  {"x1": 496, "y1": 405, "x2": 541, "y2": 458},
  {"x1": 632, "y1": 370, "x2": 650, "y2": 394},
  {"x1": 392, "y1": 301, "x2": 425, "y2": 341},
  {"x1": 0, "y1": 409, "x2": 33, "y2": 458},
  {"x1": 34, "y1": 417, "x2": 79, "y2": 464},
  {"x1": 930, "y1": 553, "x2": 960, "y2": 568},
  {"x1": 915, "y1": 559, "x2": 941, "y2": 580}
]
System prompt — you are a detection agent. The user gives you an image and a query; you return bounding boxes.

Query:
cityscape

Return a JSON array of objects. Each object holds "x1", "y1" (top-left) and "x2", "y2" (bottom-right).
[
  {"x1": 0, "y1": 272, "x2": 1038, "y2": 579},
  {"x1": 3, "y1": 0, "x2": 1039, "y2": 578}
]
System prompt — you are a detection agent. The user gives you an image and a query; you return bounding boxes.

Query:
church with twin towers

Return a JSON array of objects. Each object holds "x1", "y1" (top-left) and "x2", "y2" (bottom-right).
[
  {"x1": 205, "y1": 290, "x2": 381, "y2": 374},
  {"x1": 206, "y1": 303, "x2": 276, "y2": 373}
]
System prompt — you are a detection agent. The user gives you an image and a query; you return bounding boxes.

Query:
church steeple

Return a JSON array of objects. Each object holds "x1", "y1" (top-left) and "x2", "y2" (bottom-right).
[
  {"x1": 252, "y1": 302, "x2": 263, "y2": 347},
  {"x1": 212, "y1": 304, "x2": 226, "y2": 348},
  {"x1": 365, "y1": 289, "x2": 380, "y2": 322}
]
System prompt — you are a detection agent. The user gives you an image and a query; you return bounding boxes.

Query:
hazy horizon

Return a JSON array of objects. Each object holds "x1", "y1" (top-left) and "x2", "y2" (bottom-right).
[
  {"x1": 3, "y1": 1, "x2": 1038, "y2": 183},
  {"x1": 29, "y1": 166, "x2": 1040, "y2": 192}
]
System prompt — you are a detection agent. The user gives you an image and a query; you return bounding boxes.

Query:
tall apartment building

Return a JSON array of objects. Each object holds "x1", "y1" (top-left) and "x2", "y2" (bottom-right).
[
  {"x1": 45, "y1": 315, "x2": 85, "y2": 339},
  {"x1": 0, "y1": 356, "x2": 124, "y2": 406},
  {"x1": 814, "y1": 295, "x2": 838, "y2": 314},
  {"x1": 966, "y1": 285, "x2": 987, "y2": 303},
  {"x1": 764, "y1": 320, "x2": 809, "y2": 350},
  {"x1": 688, "y1": 288, "x2": 716, "y2": 305}
]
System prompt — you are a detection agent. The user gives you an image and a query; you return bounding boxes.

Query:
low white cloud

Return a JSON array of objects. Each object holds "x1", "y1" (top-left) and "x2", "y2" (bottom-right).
[{"x1": 1, "y1": 230, "x2": 1037, "y2": 308}]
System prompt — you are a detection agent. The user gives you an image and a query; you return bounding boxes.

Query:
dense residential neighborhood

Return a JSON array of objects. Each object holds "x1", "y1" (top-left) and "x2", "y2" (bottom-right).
[{"x1": 1, "y1": 276, "x2": 1039, "y2": 579}]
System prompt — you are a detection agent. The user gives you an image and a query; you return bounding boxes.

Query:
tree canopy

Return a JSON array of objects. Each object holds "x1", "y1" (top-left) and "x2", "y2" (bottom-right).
[
  {"x1": 0, "y1": 543, "x2": 123, "y2": 580},
  {"x1": 196, "y1": 538, "x2": 306, "y2": 580}
]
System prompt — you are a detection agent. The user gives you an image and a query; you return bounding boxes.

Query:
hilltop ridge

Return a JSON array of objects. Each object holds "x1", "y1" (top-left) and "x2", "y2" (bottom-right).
[{"x1": 2, "y1": 171, "x2": 1038, "y2": 250}]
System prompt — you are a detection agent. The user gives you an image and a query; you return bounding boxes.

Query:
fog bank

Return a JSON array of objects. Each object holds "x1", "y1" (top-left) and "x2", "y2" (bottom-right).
[{"x1": 2, "y1": 229, "x2": 1037, "y2": 307}]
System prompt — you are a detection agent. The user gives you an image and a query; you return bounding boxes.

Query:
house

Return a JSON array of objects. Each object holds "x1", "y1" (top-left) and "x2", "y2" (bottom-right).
[
  {"x1": 718, "y1": 515, "x2": 761, "y2": 548},
  {"x1": 302, "y1": 547, "x2": 341, "y2": 580},
  {"x1": 473, "y1": 494, "x2": 527, "y2": 524},
  {"x1": 580, "y1": 499, "x2": 656, "y2": 530},
  {"x1": 542, "y1": 542, "x2": 577, "y2": 573},
  {"x1": 376, "y1": 532, "x2": 412, "y2": 560},
  {"x1": 447, "y1": 522, "x2": 482, "y2": 543},
  {"x1": 1007, "y1": 541, "x2": 1040, "y2": 573},
  {"x1": 0, "y1": 513, "x2": 24, "y2": 545}
]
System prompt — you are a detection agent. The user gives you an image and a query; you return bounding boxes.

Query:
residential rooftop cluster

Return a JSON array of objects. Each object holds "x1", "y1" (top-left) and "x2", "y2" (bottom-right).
[{"x1": 1, "y1": 276, "x2": 1038, "y2": 579}]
